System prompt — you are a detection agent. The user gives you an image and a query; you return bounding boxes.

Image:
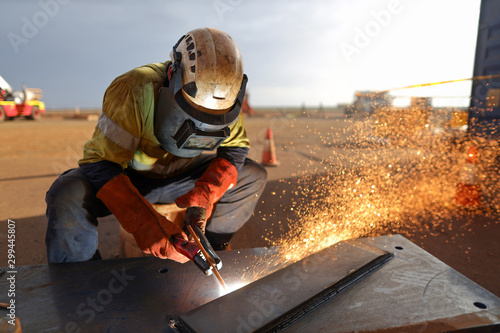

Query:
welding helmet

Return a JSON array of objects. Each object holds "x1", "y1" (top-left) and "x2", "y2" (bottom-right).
[{"x1": 155, "y1": 27, "x2": 247, "y2": 157}]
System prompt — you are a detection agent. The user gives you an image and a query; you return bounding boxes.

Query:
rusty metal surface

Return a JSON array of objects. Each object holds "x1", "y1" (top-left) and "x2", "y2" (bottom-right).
[
  {"x1": 0, "y1": 247, "x2": 288, "y2": 332},
  {"x1": 292, "y1": 235, "x2": 500, "y2": 333},
  {"x1": 1, "y1": 235, "x2": 499, "y2": 332},
  {"x1": 172, "y1": 240, "x2": 391, "y2": 333},
  {"x1": 171, "y1": 235, "x2": 500, "y2": 333}
]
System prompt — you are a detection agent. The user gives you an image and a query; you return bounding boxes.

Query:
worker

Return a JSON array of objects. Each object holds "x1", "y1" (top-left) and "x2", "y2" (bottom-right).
[{"x1": 45, "y1": 27, "x2": 267, "y2": 263}]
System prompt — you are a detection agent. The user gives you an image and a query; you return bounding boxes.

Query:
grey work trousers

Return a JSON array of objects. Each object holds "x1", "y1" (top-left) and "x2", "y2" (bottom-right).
[{"x1": 45, "y1": 157, "x2": 267, "y2": 263}]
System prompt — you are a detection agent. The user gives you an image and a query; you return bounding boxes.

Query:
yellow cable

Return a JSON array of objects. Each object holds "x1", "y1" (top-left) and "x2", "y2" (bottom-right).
[{"x1": 381, "y1": 73, "x2": 500, "y2": 93}]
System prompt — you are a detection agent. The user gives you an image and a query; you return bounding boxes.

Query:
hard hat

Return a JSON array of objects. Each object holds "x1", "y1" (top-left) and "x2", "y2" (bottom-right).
[{"x1": 155, "y1": 27, "x2": 247, "y2": 157}]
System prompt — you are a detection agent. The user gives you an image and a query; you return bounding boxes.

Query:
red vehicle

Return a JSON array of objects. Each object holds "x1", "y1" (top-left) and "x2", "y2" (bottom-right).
[{"x1": 0, "y1": 75, "x2": 45, "y2": 121}]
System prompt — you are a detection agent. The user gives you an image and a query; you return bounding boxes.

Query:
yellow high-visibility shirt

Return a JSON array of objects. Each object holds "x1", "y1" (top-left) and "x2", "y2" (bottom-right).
[{"x1": 79, "y1": 61, "x2": 250, "y2": 178}]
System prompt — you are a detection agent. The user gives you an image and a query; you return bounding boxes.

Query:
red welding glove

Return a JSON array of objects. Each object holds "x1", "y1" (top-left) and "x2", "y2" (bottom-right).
[
  {"x1": 97, "y1": 174, "x2": 189, "y2": 263},
  {"x1": 175, "y1": 158, "x2": 237, "y2": 233}
]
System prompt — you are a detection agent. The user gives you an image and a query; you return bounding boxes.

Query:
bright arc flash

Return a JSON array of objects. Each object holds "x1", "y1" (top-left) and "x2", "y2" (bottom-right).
[{"x1": 219, "y1": 282, "x2": 249, "y2": 296}]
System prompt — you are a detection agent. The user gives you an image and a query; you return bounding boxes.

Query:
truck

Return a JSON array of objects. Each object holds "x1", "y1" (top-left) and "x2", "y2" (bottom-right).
[
  {"x1": 345, "y1": 90, "x2": 468, "y2": 144},
  {"x1": 455, "y1": 0, "x2": 500, "y2": 206},
  {"x1": 344, "y1": 91, "x2": 392, "y2": 119},
  {"x1": 0, "y1": 75, "x2": 45, "y2": 121},
  {"x1": 468, "y1": 0, "x2": 500, "y2": 139}
]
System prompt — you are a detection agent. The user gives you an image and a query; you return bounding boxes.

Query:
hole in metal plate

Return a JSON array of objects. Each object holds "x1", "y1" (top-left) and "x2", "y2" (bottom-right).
[{"x1": 473, "y1": 302, "x2": 487, "y2": 309}]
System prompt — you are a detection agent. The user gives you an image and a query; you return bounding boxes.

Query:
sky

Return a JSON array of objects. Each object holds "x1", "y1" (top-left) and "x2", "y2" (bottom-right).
[{"x1": 0, "y1": 0, "x2": 481, "y2": 109}]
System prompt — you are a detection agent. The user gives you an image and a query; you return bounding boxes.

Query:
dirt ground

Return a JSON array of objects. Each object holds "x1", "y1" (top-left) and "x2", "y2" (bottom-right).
[{"x1": 0, "y1": 113, "x2": 499, "y2": 297}]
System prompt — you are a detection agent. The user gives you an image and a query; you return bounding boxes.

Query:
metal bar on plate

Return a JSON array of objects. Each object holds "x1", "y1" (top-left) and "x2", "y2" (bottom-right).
[{"x1": 170, "y1": 241, "x2": 392, "y2": 333}]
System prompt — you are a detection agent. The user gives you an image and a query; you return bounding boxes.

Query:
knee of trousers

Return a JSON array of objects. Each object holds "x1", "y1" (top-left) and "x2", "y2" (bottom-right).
[
  {"x1": 238, "y1": 158, "x2": 268, "y2": 194},
  {"x1": 45, "y1": 169, "x2": 101, "y2": 262},
  {"x1": 207, "y1": 159, "x2": 267, "y2": 235}
]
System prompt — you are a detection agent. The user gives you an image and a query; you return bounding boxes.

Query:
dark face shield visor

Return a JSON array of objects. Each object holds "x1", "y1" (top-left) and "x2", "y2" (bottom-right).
[{"x1": 154, "y1": 66, "x2": 247, "y2": 158}]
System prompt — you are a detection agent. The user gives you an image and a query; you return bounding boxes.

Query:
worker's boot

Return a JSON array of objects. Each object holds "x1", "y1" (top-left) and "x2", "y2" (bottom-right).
[
  {"x1": 89, "y1": 249, "x2": 102, "y2": 261},
  {"x1": 205, "y1": 231, "x2": 233, "y2": 251}
]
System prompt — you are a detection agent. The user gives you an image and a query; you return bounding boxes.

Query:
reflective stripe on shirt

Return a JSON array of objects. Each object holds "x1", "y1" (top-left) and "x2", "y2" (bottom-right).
[
  {"x1": 128, "y1": 158, "x2": 154, "y2": 171},
  {"x1": 128, "y1": 150, "x2": 158, "y2": 171},
  {"x1": 97, "y1": 113, "x2": 140, "y2": 152},
  {"x1": 128, "y1": 159, "x2": 172, "y2": 174}
]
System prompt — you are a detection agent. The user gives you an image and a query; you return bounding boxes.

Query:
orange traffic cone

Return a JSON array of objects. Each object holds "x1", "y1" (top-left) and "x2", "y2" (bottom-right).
[
  {"x1": 453, "y1": 146, "x2": 481, "y2": 207},
  {"x1": 261, "y1": 128, "x2": 279, "y2": 166}
]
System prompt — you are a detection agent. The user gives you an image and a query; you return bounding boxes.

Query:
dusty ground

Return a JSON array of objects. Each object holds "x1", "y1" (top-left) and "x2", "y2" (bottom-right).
[{"x1": 0, "y1": 113, "x2": 499, "y2": 297}]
